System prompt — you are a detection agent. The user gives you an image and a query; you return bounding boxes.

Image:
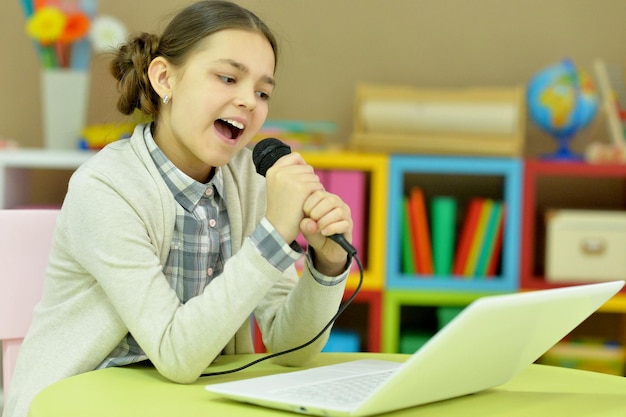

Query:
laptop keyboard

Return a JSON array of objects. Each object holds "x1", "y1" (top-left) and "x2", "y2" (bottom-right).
[{"x1": 272, "y1": 369, "x2": 397, "y2": 407}]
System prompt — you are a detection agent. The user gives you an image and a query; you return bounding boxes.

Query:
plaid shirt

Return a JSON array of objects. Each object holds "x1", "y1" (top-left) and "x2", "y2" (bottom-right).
[{"x1": 98, "y1": 129, "x2": 341, "y2": 368}]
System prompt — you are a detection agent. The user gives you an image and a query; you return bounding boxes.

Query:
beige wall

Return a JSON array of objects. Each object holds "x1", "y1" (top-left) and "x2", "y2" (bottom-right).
[{"x1": 2, "y1": 0, "x2": 626, "y2": 155}]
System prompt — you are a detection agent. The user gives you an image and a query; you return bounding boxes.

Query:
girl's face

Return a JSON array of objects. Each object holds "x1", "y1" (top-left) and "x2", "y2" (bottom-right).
[{"x1": 153, "y1": 29, "x2": 276, "y2": 183}]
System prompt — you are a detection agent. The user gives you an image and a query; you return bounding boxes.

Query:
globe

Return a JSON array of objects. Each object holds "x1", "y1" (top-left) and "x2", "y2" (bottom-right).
[{"x1": 526, "y1": 59, "x2": 599, "y2": 160}]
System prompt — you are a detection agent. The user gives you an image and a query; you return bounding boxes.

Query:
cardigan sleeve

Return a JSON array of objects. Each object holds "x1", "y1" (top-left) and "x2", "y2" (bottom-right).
[
  {"x1": 221, "y1": 150, "x2": 349, "y2": 366},
  {"x1": 61, "y1": 163, "x2": 297, "y2": 382}
]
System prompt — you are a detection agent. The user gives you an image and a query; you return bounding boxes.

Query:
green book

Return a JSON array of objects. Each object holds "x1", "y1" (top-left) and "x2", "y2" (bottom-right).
[
  {"x1": 430, "y1": 196, "x2": 457, "y2": 277},
  {"x1": 401, "y1": 196, "x2": 415, "y2": 274}
]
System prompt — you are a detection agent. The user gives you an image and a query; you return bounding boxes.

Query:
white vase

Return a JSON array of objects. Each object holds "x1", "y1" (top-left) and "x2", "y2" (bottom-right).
[{"x1": 41, "y1": 69, "x2": 90, "y2": 149}]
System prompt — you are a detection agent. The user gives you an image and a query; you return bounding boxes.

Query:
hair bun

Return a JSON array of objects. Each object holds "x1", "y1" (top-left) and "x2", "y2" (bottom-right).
[{"x1": 110, "y1": 32, "x2": 161, "y2": 116}]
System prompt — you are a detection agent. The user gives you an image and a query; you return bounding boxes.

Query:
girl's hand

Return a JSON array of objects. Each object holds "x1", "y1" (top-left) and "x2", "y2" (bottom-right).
[
  {"x1": 264, "y1": 152, "x2": 324, "y2": 244},
  {"x1": 300, "y1": 190, "x2": 353, "y2": 276}
]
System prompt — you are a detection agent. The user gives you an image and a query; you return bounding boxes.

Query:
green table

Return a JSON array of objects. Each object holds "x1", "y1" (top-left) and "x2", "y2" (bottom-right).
[{"x1": 30, "y1": 353, "x2": 626, "y2": 417}]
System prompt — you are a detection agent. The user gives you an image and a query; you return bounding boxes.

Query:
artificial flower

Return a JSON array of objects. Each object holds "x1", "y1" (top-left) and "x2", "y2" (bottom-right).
[
  {"x1": 22, "y1": 1, "x2": 128, "y2": 69},
  {"x1": 89, "y1": 15, "x2": 128, "y2": 53},
  {"x1": 59, "y1": 11, "x2": 91, "y2": 43},
  {"x1": 25, "y1": 6, "x2": 66, "y2": 44}
]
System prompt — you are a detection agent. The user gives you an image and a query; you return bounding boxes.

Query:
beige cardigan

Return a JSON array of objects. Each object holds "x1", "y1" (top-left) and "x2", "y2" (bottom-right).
[{"x1": 4, "y1": 125, "x2": 347, "y2": 417}]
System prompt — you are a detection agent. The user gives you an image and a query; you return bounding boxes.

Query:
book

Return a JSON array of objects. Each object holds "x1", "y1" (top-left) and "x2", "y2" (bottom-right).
[
  {"x1": 326, "y1": 170, "x2": 367, "y2": 271},
  {"x1": 295, "y1": 169, "x2": 330, "y2": 270},
  {"x1": 463, "y1": 199, "x2": 494, "y2": 277},
  {"x1": 452, "y1": 198, "x2": 483, "y2": 276},
  {"x1": 486, "y1": 205, "x2": 506, "y2": 277},
  {"x1": 592, "y1": 59, "x2": 626, "y2": 148},
  {"x1": 409, "y1": 187, "x2": 433, "y2": 274},
  {"x1": 401, "y1": 196, "x2": 415, "y2": 274},
  {"x1": 474, "y1": 201, "x2": 503, "y2": 277},
  {"x1": 406, "y1": 193, "x2": 421, "y2": 273},
  {"x1": 430, "y1": 196, "x2": 457, "y2": 277}
]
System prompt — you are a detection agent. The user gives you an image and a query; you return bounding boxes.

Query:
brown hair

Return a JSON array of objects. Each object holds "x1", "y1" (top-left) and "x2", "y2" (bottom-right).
[{"x1": 110, "y1": 0, "x2": 278, "y2": 117}]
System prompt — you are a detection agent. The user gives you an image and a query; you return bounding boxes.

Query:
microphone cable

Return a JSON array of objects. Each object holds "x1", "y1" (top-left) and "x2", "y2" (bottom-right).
[{"x1": 200, "y1": 253, "x2": 363, "y2": 377}]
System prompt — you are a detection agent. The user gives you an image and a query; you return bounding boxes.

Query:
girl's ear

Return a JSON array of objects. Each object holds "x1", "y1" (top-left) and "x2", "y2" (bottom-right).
[{"x1": 148, "y1": 57, "x2": 172, "y2": 101}]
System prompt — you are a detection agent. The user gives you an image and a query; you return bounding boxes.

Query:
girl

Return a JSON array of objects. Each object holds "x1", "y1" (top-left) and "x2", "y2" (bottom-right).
[{"x1": 4, "y1": 2, "x2": 353, "y2": 416}]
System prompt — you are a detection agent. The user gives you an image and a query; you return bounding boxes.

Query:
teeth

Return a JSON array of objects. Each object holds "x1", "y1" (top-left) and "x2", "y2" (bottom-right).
[{"x1": 222, "y1": 119, "x2": 244, "y2": 130}]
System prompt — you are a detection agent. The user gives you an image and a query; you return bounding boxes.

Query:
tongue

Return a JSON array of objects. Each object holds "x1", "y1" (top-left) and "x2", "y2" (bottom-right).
[{"x1": 215, "y1": 120, "x2": 235, "y2": 139}]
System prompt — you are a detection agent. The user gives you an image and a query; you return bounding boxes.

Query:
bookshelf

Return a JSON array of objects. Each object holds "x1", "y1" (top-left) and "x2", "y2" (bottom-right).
[
  {"x1": 520, "y1": 159, "x2": 626, "y2": 364},
  {"x1": 299, "y1": 150, "x2": 389, "y2": 292},
  {"x1": 254, "y1": 150, "x2": 388, "y2": 353},
  {"x1": 520, "y1": 160, "x2": 626, "y2": 301},
  {"x1": 382, "y1": 290, "x2": 493, "y2": 353},
  {"x1": 386, "y1": 155, "x2": 522, "y2": 292},
  {"x1": 381, "y1": 154, "x2": 523, "y2": 355},
  {"x1": 332, "y1": 289, "x2": 382, "y2": 353},
  {"x1": 3, "y1": 148, "x2": 626, "y2": 374}
]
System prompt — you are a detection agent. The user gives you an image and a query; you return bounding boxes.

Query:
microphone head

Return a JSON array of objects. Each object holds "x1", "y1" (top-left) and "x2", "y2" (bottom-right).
[{"x1": 252, "y1": 138, "x2": 292, "y2": 176}]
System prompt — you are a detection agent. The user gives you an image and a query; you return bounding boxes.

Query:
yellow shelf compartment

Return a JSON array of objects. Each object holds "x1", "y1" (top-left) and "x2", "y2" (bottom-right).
[{"x1": 300, "y1": 150, "x2": 388, "y2": 292}]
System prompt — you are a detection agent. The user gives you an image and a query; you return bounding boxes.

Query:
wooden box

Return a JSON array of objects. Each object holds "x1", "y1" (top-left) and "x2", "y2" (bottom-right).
[{"x1": 349, "y1": 84, "x2": 525, "y2": 157}]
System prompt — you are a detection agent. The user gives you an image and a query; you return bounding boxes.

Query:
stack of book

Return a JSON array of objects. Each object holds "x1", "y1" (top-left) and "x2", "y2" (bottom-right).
[
  {"x1": 401, "y1": 187, "x2": 505, "y2": 278},
  {"x1": 539, "y1": 340, "x2": 625, "y2": 376},
  {"x1": 249, "y1": 120, "x2": 336, "y2": 151}
]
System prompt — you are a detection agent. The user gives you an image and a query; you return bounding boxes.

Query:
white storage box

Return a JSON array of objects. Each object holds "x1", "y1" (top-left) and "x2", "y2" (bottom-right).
[{"x1": 545, "y1": 210, "x2": 626, "y2": 283}]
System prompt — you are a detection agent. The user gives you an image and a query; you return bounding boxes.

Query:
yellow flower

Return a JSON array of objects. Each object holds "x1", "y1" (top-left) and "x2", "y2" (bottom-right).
[{"x1": 26, "y1": 7, "x2": 67, "y2": 45}]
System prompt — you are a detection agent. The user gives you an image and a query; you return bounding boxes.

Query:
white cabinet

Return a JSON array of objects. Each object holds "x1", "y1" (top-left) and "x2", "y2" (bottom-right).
[{"x1": 0, "y1": 149, "x2": 95, "y2": 209}]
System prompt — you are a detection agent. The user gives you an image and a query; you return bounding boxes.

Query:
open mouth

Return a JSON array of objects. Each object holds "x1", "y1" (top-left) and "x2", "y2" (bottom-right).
[{"x1": 215, "y1": 118, "x2": 244, "y2": 140}]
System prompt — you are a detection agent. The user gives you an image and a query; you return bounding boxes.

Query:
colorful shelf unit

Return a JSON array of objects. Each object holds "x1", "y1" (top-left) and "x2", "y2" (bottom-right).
[
  {"x1": 381, "y1": 290, "x2": 492, "y2": 353},
  {"x1": 252, "y1": 151, "x2": 387, "y2": 354},
  {"x1": 386, "y1": 155, "x2": 522, "y2": 292},
  {"x1": 521, "y1": 160, "x2": 626, "y2": 302},
  {"x1": 520, "y1": 159, "x2": 626, "y2": 360},
  {"x1": 300, "y1": 150, "x2": 388, "y2": 292}
]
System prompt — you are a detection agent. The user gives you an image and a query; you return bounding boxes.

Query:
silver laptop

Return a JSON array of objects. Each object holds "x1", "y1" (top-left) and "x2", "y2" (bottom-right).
[{"x1": 205, "y1": 281, "x2": 624, "y2": 416}]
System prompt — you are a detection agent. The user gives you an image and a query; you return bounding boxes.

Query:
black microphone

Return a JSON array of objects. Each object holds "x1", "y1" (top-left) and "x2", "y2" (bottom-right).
[{"x1": 252, "y1": 138, "x2": 357, "y2": 257}]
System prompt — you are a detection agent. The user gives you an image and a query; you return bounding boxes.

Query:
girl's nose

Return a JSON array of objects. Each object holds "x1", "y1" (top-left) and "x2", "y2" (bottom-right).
[{"x1": 234, "y1": 87, "x2": 256, "y2": 111}]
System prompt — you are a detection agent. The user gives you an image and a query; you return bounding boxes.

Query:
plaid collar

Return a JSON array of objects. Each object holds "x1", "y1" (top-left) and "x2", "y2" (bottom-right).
[{"x1": 143, "y1": 124, "x2": 225, "y2": 212}]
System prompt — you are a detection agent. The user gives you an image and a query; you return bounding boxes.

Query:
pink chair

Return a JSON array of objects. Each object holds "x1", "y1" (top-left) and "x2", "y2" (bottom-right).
[{"x1": 0, "y1": 209, "x2": 59, "y2": 396}]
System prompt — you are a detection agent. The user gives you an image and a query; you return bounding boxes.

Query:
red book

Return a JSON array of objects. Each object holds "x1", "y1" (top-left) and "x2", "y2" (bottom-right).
[
  {"x1": 452, "y1": 199, "x2": 483, "y2": 276},
  {"x1": 402, "y1": 196, "x2": 416, "y2": 274},
  {"x1": 406, "y1": 194, "x2": 420, "y2": 272},
  {"x1": 409, "y1": 187, "x2": 433, "y2": 274}
]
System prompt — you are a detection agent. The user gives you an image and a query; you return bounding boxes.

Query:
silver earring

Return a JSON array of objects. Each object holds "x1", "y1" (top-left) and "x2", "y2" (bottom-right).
[{"x1": 162, "y1": 95, "x2": 169, "y2": 104}]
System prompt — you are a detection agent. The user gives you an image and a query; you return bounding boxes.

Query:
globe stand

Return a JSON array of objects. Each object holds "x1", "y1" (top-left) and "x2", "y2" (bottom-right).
[{"x1": 542, "y1": 132, "x2": 584, "y2": 161}]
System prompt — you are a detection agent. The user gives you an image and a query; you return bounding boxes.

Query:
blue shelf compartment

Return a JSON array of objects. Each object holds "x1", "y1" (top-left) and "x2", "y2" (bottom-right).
[{"x1": 386, "y1": 155, "x2": 522, "y2": 293}]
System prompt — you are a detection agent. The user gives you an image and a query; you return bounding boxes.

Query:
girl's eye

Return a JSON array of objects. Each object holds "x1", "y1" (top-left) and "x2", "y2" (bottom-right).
[
  {"x1": 219, "y1": 75, "x2": 235, "y2": 84},
  {"x1": 256, "y1": 91, "x2": 271, "y2": 101}
]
